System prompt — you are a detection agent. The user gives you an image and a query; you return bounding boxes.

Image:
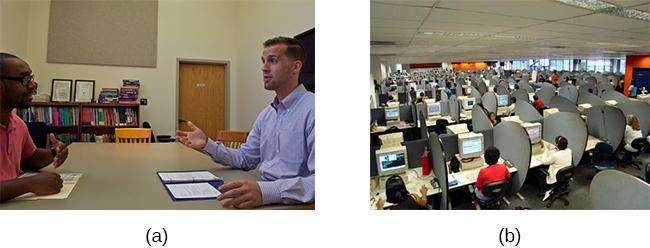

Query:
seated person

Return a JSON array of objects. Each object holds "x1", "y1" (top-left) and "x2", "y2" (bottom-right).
[
  {"x1": 622, "y1": 114, "x2": 643, "y2": 153},
  {"x1": 538, "y1": 136, "x2": 572, "y2": 201},
  {"x1": 443, "y1": 82, "x2": 453, "y2": 98},
  {"x1": 532, "y1": 95, "x2": 544, "y2": 108},
  {"x1": 0, "y1": 53, "x2": 70, "y2": 203},
  {"x1": 375, "y1": 175, "x2": 427, "y2": 210},
  {"x1": 488, "y1": 112, "x2": 499, "y2": 126},
  {"x1": 471, "y1": 146, "x2": 511, "y2": 209}
]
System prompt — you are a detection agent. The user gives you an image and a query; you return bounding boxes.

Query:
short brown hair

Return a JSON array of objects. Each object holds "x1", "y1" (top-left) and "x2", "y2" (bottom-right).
[{"x1": 263, "y1": 36, "x2": 305, "y2": 64}]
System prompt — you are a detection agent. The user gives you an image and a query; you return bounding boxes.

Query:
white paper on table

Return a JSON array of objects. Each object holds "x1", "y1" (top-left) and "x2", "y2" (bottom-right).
[
  {"x1": 165, "y1": 182, "x2": 222, "y2": 199},
  {"x1": 158, "y1": 171, "x2": 220, "y2": 183},
  {"x1": 14, "y1": 183, "x2": 77, "y2": 200}
]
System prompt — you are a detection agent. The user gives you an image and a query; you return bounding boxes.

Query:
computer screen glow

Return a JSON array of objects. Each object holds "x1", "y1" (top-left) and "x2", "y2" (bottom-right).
[
  {"x1": 526, "y1": 126, "x2": 541, "y2": 142},
  {"x1": 498, "y1": 95, "x2": 508, "y2": 106},
  {"x1": 385, "y1": 108, "x2": 399, "y2": 119},
  {"x1": 462, "y1": 138, "x2": 482, "y2": 155},
  {"x1": 428, "y1": 103, "x2": 440, "y2": 116},
  {"x1": 378, "y1": 152, "x2": 406, "y2": 172}
]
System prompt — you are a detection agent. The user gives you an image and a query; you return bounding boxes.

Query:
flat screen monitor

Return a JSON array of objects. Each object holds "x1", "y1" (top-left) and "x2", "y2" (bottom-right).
[
  {"x1": 497, "y1": 94, "x2": 508, "y2": 106},
  {"x1": 385, "y1": 107, "x2": 399, "y2": 121},
  {"x1": 523, "y1": 122, "x2": 542, "y2": 144},
  {"x1": 458, "y1": 133, "x2": 484, "y2": 159},
  {"x1": 376, "y1": 148, "x2": 408, "y2": 176},
  {"x1": 427, "y1": 102, "x2": 441, "y2": 116},
  {"x1": 462, "y1": 97, "x2": 476, "y2": 110}
]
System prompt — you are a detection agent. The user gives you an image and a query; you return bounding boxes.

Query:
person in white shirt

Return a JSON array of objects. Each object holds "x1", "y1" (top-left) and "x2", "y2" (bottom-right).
[
  {"x1": 623, "y1": 115, "x2": 643, "y2": 153},
  {"x1": 539, "y1": 136, "x2": 572, "y2": 201}
]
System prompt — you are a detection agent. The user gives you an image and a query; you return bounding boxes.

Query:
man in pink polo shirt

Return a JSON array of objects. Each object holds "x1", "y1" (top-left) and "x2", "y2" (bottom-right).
[{"x1": 1, "y1": 53, "x2": 69, "y2": 203}]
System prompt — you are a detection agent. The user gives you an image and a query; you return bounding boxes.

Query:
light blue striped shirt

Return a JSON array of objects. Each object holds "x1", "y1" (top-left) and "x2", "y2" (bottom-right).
[{"x1": 203, "y1": 84, "x2": 315, "y2": 205}]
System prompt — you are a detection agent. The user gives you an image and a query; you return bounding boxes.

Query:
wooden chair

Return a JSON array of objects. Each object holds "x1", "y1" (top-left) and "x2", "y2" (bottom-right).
[
  {"x1": 115, "y1": 128, "x2": 152, "y2": 143},
  {"x1": 217, "y1": 130, "x2": 248, "y2": 148}
]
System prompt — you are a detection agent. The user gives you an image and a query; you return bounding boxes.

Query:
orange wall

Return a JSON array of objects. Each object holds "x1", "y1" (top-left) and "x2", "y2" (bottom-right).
[
  {"x1": 452, "y1": 62, "x2": 488, "y2": 71},
  {"x1": 624, "y1": 55, "x2": 650, "y2": 96}
]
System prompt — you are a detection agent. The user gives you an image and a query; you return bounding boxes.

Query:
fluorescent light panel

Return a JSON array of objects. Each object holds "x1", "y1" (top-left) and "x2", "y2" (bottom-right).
[{"x1": 555, "y1": 0, "x2": 650, "y2": 21}]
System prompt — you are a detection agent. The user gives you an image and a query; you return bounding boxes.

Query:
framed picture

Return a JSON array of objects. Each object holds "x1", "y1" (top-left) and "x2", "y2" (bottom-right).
[
  {"x1": 74, "y1": 80, "x2": 95, "y2": 102},
  {"x1": 51, "y1": 79, "x2": 73, "y2": 102}
]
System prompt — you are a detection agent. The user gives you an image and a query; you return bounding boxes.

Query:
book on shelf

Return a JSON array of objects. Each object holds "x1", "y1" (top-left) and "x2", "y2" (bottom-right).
[
  {"x1": 81, "y1": 107, "x2": 138, "y2": 126},
  {"x1": 98, "y1": 88, "x2": 119, "y2": 103},
  {"x1": 18, "y1": 106, "x2": 79, "y2": 126},
  {"x1": 119, "y1": 80, "x2": 140, "y2": 104}
]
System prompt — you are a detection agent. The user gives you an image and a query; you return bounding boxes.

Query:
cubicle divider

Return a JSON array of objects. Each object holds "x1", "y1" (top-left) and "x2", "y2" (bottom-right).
[
  {"x1": 371, "y1": 108, "x2": 386, "y2": 126},
  {"x1": 577, "y1": 91, "x2": 606, "y2": 107},
  {"x1": 470, "y1": 86, "x2": 482, "y2": 104},
  {"x1": 514, "y1": 101, "x2": 543, "y2": 123},
  {"x1": 590, "y1": 170, "x2": 650, "y2": 210},
  {"x1": 584, "y1": 105, "x2": 626, "y2": 149},
  {"x1": 517, "y1": 81, "x2": 534, "y2": 93},
  {"x1": 476, "y1": 128, "x2": 494, "y2": 148},
  {"x1": 440, "y1": 100, "x2": 450, "y2": 116},
  {"x1": 597, "y1": 81, "x2": 613, "y2": 95},
  {"x1": 456, "y1": 83, "x2": 463, "y2": 97},
  {"x1": 439, "y1": 133, "x2": 458, "y2": 162},
  {"x1": 449, "y1": 98, "x2": 461, "y2": 123},
  {"x1": 428, "y1": 132, "x2": 449, "y2": 210},
  {"x1": 600, "y1": 90, "x2": 630, "y2": 104},
  {"x1": 558, "y1": 84, "x2": 578, "y2": 103},
  {"x1": 399, "y1": 104, "x2": 414, "y2": 123},
  {"x1": 536, "y1": 86, "x2": 556, "y2": 107},
  {"x1": 543, "y1": 112, "x2": 588, "y2": 167},
  {"x1": 471, "y1": 104, "x2": 493, "y2": 132},
  {"x1": 418, "y1": 111, "x2": 428, "y2": 139},
  {"x1": 403, "y1": 138, "x2": 427, "y2": 169},
  {"x1": 549, "y1": 95, "x2": 579, "y2": 113},
  {"x1": 578, "y1": 83, "x2": 598, "y2": 96},
  {"x1": 511, "y1": 89, "x2": 530, "y2": 104},
  {"x1": 495, "y1": 85, "x2": 508, "y2": 95},
  {"x1": 616, "y1": 101, "x2": 650, "y2": 137},
  {"x1": 481, "y1": 91, "x2": 497, "y2": 114},
  {"x1": 478, "y1": 83, "x2": 488, "y2": 95},
  {"x1": 493, "y1": 121, "x2": 531, "y2": 196},
  {"x1": 441, "y1": 90, "x2": 449, "y2": 101}
]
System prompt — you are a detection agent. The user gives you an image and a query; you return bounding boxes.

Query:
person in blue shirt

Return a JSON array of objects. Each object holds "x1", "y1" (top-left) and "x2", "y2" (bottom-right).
[{"x1": 176, "y1": 37, "x2": 314, "y2": 209}]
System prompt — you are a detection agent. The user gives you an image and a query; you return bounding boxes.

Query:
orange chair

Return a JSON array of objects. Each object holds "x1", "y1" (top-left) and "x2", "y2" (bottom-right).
[
  {"x1": 115, "y1": 128, "x2": 152, "y2": 143},
  {"x1": 217, "y1": 130, "x2": 249, "y2": 148}
]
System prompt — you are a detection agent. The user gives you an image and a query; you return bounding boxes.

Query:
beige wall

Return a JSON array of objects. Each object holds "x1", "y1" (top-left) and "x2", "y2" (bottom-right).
[
  {"x1": 234, "y1": 0, "x2": 315, "y2": 130},
  {"x1": 0, "y1": 0, "x2": 30, "y2": 57},
  {"x1": 3, "y1": 0, "x2": 313, "y2": 136}
]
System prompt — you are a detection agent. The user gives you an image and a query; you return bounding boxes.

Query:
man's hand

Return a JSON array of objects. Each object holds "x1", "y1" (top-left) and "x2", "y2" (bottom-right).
[
  {"x1": 49, "y1": 133, "x2": 68, "y2": 167},
  {"x1": 419, "y1": 184, "x2": 428, "y2": 196},
  {"x1": 28, "y1": 171, "x2": 63, "y2": 195},
  {"x1": 217, "y1": 180, "x2": 263, "y2": 209},
  {"x1": 175, "y1": 121, "x2": 208, "y2": 149}
]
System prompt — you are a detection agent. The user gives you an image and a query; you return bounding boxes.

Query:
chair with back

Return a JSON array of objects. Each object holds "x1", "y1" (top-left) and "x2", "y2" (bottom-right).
[
  {"x1": 591, "y1": 142, "x2": 616, "y2": 177},
  {"x1": 620, "y1": 138, "x2": 649, "y2": 170},
  {"x1": 434, "y1": 118, "x2": 449, "y2": 135},
  {"x1": 545, "y1": 166, "x2": 575, "y2": 208},
  {"x1": 477, "y1": 180, "x2": 509, "y2": 210},
  {"x1": 217, "y1": 130, "x2": 249, "y2": 149},
  {"x1": 115, "y1": 128, "x2": 152, "y2": 143},
  {"x1": 26, "y1": 122, "x2": 48, "y2": 148}
]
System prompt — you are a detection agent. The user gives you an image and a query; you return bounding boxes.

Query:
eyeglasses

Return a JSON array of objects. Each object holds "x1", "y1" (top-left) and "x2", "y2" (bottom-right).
[{"x1": 0, "y1": 74, "x2": 35, "y2": 87}]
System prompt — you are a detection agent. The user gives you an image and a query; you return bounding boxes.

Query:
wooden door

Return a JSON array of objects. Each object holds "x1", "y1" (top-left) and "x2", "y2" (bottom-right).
[{"x1": 179, "y1": 63, "x2": 225, "y2": 140}]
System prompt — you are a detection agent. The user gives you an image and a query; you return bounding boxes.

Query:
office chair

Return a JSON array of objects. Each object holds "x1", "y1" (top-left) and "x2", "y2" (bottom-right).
[
  {"x1": 590, "y1": 142, "x2": 616, "y2": 179},
  {"x1": 217, "y1": 130, "x2": 249, "y2": 149},
  {"x1": 645, "y1": 164, "x2": 650, "y2": 184},
  {"x1": 115, "y1": 128, "x2": 152, "y2": 143},
  {"x1": 545, "y1": 166, "x2": 575, "y2": 208},
  {"x1": 142, "y1": 121, "x2": 156, "y2": 142},
  {"x1": 476, "y1": 180, "x2": 509, "y2": 210},
  {"x1": 26, "y1": 122, "x2": 48, "y2": 148},
  {"x1": 434, "y1": 119, "x2": 449, "y2": 135},
  {"x1": 619, "y1": 138, "x2": 649, "y2": 170}
]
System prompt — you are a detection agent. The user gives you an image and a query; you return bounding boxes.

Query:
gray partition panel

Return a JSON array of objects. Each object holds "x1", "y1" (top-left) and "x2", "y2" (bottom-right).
[
  {"x1": 543, "y1": 112, "x2": 588, "y2": 167},
  {"x1": 590, "y1": 170, "x2": 650, "y2": 209},
  {"x1": 495, "y1": 85, "x2": 509, "y2": 95},
  {"x1": 472, "y1": 105, "x2": 493, "y2": 132},
  {"x1": 558, "y1": 85, "x2": 578, "y2": 103},
  {"x1": 441, "y1": 90, "x2": 449, "y2": 101},
  {"x1": 456, "y1": 84, "x2": 463, "y2": 97},
  {"x1": 600, "y1": 90, "x2": 630, "y2": 104},
  {"x1": 439, "y1": 133, "x2": 458, "y2": 162},
  {"x1": 597, "y1": 82, "x2": 613, "y2": 95},
  {"x1": 577, "y1": 91, "x2": 606, "y2": 107},
  {"x1": 403, "y1": 138, "x2": 428, "y2": 169},
  {"x1": 476, "y1": 129, "x2": 494, "y2": 148},
  {"x1": 481, "y1": 91, "x2": 498, "y2": 114},
  {"x1": 418, "y1": 111, "x2": 428, "y2": 139},
  {"x1": 478, "y1": 83, "x2": 488, "y2": 95},
  {"x1": 428, "y1": 132, "x2": 449, "y2": 210},
  {"x1": 578, "y1": 83, "x2": 598, "y2": 96},
  {"x1": 440, "y1": 100, "x2": 450, "y2": 116},
  {"x1": 536, "y1": 86, "x2": 556, "y2": 107},
  {"x1": 449, "y1": 99, "x2": 461, "y2": 122},
  {"x1": 584, "y1": 105, "x2": 626, "y2": 149},
  {"x1": 514, "y1": 101, "x2": 543, "y2": 123},
  {"x1": 470, "y1": 86, "x2": 482, "y2": 104},
  {"x1": 645, "y1": 97, "x2": 650, "y2": 105},
  {"x1": 616, "y1": 101, "x2": 650, "y2": 137},
  {"x1": 518, "y1": 82, "x2": 534, "y2": 93},
  {"x1": 511, "y1": 89, "x2": 530, "y2": 104},
  {"x1": 549, "y1": 95, "x2": 579, "y2": 113},
  {"x1": 399, "y1": 104, "x2": 413, "y2": 123},
  {"x1": 493, "y1": 121, "x2": 531, "y2": 195}
]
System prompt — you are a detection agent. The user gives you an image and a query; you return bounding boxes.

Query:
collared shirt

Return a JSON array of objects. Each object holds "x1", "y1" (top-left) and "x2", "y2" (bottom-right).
[
  {"x1": 540, "y1": 148, "x2": 572, "y2": 184},
  {"x1": 203, "y1": 84, "x2": 315, "y2": 205},
  {"x1": 1, "y1": 113, "x2": 37, "y2": 181}
]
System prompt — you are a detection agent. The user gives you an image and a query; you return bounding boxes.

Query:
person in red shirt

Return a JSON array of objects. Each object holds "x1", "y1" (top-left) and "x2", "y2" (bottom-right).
[
  {"x1": 551, "y1": 70, "x2": 558, "y2": 86},
  {"x1": 532, "y1": 95, "x2": 544, "y2": 108},
  {"x1": 0, "y1": 53, "x2": 69, "y2": 203},
  {"x1": 472, "y1": 146, "x2": 510, "y2": 209}
]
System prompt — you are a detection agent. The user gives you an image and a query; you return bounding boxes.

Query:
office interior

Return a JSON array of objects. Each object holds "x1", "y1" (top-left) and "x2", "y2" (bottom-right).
[
  {"x1": 369, "y1": 0, "x2": 650, "y2": 210},
  {"x1": 0, "y1": 0, "x2": 314, "y2": 209}
]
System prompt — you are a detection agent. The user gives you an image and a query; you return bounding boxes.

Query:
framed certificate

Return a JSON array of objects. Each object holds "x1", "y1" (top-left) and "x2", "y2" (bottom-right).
[
  {"x1": 51, "y1": 79, "x2": 73, "y2": 102},
  {"x1": 74, "y1": 80, "x2": 95, "y2": 102}
]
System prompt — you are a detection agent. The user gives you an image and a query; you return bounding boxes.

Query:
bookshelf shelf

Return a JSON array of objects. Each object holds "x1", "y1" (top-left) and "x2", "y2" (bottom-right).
[{"x1": 18, "y1": 102, "x2": 140, "y2": 143}]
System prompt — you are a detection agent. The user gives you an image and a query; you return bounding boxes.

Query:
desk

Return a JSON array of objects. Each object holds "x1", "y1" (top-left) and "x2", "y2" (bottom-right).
[
  {"x1": 586, "y1": 135, "x2": 603, "y2": 151},
  {"x1": 371, "y1": 122, "x2": 415, "y2": 134},
  {"x1": 1, "y1": 143, "x2": 313, "y2": 210}
]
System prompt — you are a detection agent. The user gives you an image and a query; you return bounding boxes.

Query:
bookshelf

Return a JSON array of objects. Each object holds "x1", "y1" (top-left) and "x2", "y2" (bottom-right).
[{"x1": 18, "y1": 102, "x2": 140, "y2": 143}]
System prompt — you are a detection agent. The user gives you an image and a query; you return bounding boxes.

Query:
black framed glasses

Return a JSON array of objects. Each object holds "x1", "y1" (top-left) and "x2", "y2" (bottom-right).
[{"x1": 0, "y1": 74, "x2": 35, "y2": 87}]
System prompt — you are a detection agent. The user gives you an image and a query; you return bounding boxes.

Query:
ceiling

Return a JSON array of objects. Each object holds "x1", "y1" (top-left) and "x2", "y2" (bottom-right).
[{"x1": 371, "y1": 0, "x2": 650, "y2": 63}]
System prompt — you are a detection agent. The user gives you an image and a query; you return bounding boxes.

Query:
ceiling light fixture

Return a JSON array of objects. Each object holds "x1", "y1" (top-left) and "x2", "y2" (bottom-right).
[
  {"x1": 418, "y1": 31, "x2": 483, "y2": 37},
  {"x1": 555, "y1": 0, "x2": 650, "y2": 21}
]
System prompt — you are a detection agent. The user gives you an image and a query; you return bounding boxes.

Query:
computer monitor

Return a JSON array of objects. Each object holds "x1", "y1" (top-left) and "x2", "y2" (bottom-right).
[
  {"x1": 462, "y1": 97, "x2": 476, "y2": 110},
  {"x1": 416, "y1": 90, "x2": 425, "y2": 98},
  {"x1": 522, "y1": 122, "x2": 542, "y2": 144},
  {"x1": 528, "y1": 92, "x2": 535, "y2": 102},
  {"x1": 376, "y1": 148, "x2": 408, "y2": 176},
  {"x1": 427, "y1": 102, "x2": 441, "y2": 116},
  {"x1": 385, "y1": 107, "x2": 399, "y2": 121},
  {"x1": 497, "y1": 94, "x2": 508, "y2": 106},
  {"x1": 457, "y1": 132, "x2": 484, "y2": 159}
]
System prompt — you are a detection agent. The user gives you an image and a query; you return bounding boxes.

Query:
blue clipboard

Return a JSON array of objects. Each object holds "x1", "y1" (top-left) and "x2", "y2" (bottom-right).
[{"x1": 157, "y1": 170, "x2": 225, "y2": 201}]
